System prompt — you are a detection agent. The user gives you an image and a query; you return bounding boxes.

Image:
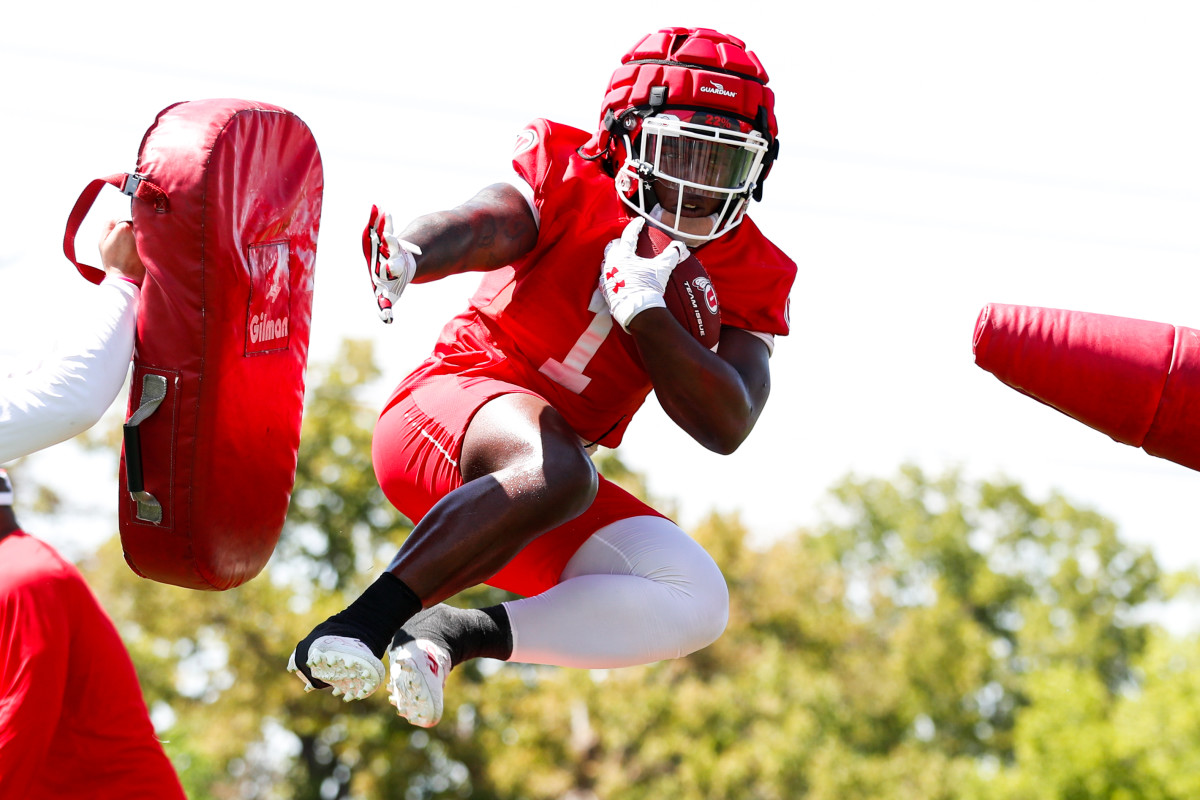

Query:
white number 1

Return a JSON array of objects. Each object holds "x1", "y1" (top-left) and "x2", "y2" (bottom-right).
[{"x1": 538, "y1": 288, "x2": 613, "y2": 394}]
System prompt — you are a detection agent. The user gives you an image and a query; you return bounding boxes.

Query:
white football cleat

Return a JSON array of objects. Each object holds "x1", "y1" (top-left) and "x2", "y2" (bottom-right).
[
  {"x1": 288, "y1": 635, "x2": 386, "y2": 701},
  {"x1": 387, "y1": 638, "x2": 451, "y2": 727}
]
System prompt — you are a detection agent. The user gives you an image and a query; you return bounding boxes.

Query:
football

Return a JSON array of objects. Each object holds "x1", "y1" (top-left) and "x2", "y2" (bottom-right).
[{"x1": 636, "y1": 223, "x2": 722, "y2": 349}]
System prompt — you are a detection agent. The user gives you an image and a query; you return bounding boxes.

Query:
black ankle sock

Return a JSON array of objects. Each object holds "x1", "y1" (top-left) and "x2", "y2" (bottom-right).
[
  {"x1": 396, "y1": 604, "x2": 513, "y2": 668},
  {"x1": 329, "y1": 573, "x2": 423, "y2": 657}
]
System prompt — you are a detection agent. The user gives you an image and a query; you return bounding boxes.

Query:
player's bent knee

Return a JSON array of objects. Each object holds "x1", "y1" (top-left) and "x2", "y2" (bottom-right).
[
  {"x1": 540, "y1": 443, "x2": 598, "y2": 520},
  {"x1": 666, "y1": 524, "x2": 730, "y2": 654},
  {"x1": 657, "y1": 532, "x2": 730, "y2": 656},
  {"x1": 681, "y1": 563, "x2": 730, "y2": 655}
]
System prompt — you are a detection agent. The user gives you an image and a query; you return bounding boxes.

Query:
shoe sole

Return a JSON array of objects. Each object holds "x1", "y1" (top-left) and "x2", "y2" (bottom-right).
[
  {"x1": 387, "y1": 640, "x2": 447, "y2": 727},
  {"x1": 294, "y1": 635, "x2": 386, "y2": 701}
]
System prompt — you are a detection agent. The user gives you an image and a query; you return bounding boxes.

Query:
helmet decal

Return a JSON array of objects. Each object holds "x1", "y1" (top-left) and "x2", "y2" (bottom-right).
[{"x1": 699, "y1": 80, "x2": 739, "y2": 100}]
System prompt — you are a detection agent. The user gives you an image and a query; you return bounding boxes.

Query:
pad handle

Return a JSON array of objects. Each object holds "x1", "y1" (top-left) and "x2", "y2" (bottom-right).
[
  {"x1": 62, "y1": 173, "x2": 169, "y2": 284},
  {"x1": 123, "y1": 373, "x2": 168, "y2": 523}
]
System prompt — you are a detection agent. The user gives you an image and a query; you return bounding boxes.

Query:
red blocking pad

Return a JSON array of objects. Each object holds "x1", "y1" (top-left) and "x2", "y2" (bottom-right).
[
  {"x1": 1142, "y1": 326, "x2": 1200, "y2": 469},
  {"x1": 973, "y1": 303, "x2": 1200, "y2": 472},
  {"x1": 64, "y1": 99, "x2": 323, "y2": 589}
]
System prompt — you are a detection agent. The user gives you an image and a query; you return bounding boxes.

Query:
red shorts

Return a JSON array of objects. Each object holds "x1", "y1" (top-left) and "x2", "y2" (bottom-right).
[{"x1": 372, "y1": 367, "x2": 664, "y2": 597}]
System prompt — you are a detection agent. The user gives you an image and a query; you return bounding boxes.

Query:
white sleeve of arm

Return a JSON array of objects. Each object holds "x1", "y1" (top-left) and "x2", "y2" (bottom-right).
[
  {"x1": 717, "y1": 330, "x2": 775, "y2": 356},
  {"x1": 746, "y1": 330, "x2": 775, "y2": 356},
  {"x1": 501, "y1": 171, "x2": 539, "y2": 228},
  {"x1": 0, "y1": 277, "x2": 139, "y2": 464}
]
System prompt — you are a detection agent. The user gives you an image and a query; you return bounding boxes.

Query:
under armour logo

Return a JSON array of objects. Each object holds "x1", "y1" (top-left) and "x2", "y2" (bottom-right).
[
  {"x1": 425, "y1": 651, "x2": 440, "y2": 676},
  {"x1": 605, "y1": 267, "x2": 625, "y2": 294}
]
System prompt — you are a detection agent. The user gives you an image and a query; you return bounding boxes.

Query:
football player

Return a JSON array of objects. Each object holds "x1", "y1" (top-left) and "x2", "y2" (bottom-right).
[{"x1": 290, "y1": 27, "x2": 797, "y2": 728}]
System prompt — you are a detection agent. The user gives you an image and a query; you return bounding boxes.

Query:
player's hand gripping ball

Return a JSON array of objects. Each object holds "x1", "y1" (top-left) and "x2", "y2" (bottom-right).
[
  {"x1": 636, "y1": 222, "x2": 721, "y2": 349},
  {"x1": 599, "y1": 217, "x2": 721, "y2": 348},
  {"x1": 600, "y1": 218, "x2": 686, "y2": 331}
]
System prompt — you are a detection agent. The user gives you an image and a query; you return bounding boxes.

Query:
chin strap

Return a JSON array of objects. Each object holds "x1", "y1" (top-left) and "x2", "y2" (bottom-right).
[
  {"x1": 578, "y1": 120, "x2": 619, "y2": 177},
  {"x1": 585, "y1": 93, "x2": 671, "y2": 178}
]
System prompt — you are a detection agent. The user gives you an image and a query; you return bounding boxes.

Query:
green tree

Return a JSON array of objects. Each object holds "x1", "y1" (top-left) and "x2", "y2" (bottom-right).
[
  {"x1": 62, "y1": 339, "x2": 1200, "y2": 799},
  {"x1": 817, "y1": 466, "x2": 1162, "y2": 757},
  {"x1": 1113, "y1": 630, "x2": 1200, "y2": 799},
  {"x1": 435, "y1": 465, "x2": 1182, "y2": 800}
]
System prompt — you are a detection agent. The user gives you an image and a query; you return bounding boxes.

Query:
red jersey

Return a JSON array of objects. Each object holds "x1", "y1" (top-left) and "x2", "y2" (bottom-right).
[
  {"x1": 398, "y1": 119, "x2": 796, "y2": 448},
  {"x1": 0, "y1": 531, "x2": 185, "y2": 800}
]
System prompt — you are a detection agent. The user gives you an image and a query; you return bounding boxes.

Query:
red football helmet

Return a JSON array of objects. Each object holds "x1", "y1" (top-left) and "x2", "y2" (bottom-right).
[{"x1": 580, "y1": 27, "x2": 780, "y2": 243}]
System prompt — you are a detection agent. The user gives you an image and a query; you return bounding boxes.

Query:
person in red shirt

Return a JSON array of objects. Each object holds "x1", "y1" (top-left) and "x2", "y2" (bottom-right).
[
  {"x1": 0, "y1": 470, "x2": 186, "y2": 800},
  {"x1": 290, "y1": 26, "x2": 797, "y2": 728},
  {"x1": 0, "y1": 223, "x2": 186, "y2": 798}
]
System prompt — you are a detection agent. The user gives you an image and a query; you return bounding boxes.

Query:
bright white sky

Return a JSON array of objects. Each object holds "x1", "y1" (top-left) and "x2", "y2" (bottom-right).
[{"x1": 3, "y1": 2, "x2": 1199, "y2": 576}]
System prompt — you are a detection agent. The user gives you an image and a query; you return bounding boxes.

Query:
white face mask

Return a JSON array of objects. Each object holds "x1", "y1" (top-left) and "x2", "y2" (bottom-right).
[
  {"x1": 648, "y1": 204, "x2": 722, "y2": 248},
  {"x1": 614, "y1": 114, "x2": 769, "y2": 244}
]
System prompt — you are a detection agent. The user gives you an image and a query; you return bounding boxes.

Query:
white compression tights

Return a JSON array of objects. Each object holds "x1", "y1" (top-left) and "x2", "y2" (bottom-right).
[{"x1": 503, "y1": 515, "x2": 730, "y2": 668}]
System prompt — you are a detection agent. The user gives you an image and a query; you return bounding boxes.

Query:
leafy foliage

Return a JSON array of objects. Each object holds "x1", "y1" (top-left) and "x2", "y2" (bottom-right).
[{"x1": 59, "y1": 340, "x2": 1200, "y2": 799}]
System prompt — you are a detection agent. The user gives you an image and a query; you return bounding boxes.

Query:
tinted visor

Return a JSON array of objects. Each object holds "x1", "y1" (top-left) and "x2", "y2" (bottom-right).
[
  {"x1": 641, "y1": 113, "x2": 766, "y2": 199},
  {"x1": 654, "y1": 135, "x2": 757, "y2": 196}
]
